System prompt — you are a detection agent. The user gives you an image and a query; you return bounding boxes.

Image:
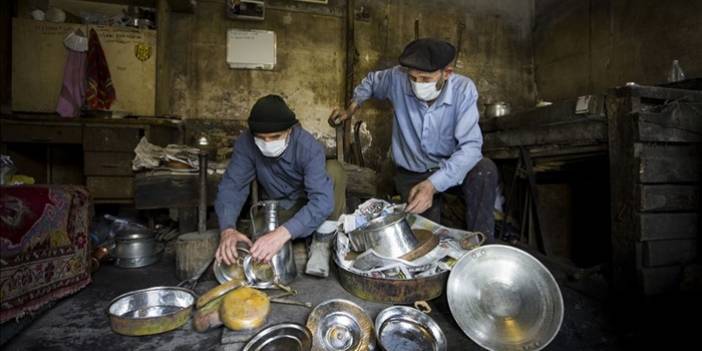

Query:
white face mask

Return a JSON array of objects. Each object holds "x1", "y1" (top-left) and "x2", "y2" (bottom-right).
[
  {"x1": 254, "y1": 135, "x2": 289, "y2": 158},
  {"x1": 411, "y1": 80, "x2": 442, "y2": 101}
]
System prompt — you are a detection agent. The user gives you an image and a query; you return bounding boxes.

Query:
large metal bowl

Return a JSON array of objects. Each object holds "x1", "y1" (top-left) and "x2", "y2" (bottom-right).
[
  {"x1": 348, "y1": 212, "x2": 418, "y2": 258},
  {"x1": 334, "y1": 257, "x2": 448, "y2": 304},
  {"x1": 243, "y1": 323, "x2": 312, "y2": 351},
  {"x1": 306, "y1": 299, "x2": 374, "y2": 351},
  {"x1": 447, "y1": 245, "x2": 564, "y2": 351},
  {"x1": 375, "y1": 306, "x2": 446, "y2": 351},
  {"x1": 107, "y1": 286, "x2": 196, "y2": 336}
]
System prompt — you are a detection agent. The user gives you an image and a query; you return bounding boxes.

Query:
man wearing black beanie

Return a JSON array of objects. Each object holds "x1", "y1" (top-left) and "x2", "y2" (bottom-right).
[
  {"x1": 329, "y1": 38, "x2": 498, "y2": 238},
  {"x1": 215, "y1": 95, "x2": 346, "y2": 265}
]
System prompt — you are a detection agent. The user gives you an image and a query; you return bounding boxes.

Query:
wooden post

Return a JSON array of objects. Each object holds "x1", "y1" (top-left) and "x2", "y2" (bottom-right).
[{"x1": 175, "y1": 229, "x2": 219, "y2": 281}]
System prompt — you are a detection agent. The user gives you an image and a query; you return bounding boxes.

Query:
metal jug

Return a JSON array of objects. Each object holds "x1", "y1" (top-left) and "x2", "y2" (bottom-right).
[{"x1": 248, "y1": 200, "x2": 297, "y2": 287}]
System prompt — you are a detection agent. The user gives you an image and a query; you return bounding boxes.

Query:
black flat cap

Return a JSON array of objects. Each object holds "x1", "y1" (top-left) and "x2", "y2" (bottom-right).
[
  {"x1": 399, "y1": 38, "x2": 456, "y2": 72},
  {"x1": 248, "y1": 95, "x2": 298, "y2": 134}
]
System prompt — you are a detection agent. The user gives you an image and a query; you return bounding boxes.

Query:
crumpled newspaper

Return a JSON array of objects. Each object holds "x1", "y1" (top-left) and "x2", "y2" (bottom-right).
[
  {"x1": 132, "y1": 137, "x2": 201, "y2": 171},
  {"x1": 339, "y1": 198, "x2": 404, "y2": 233},
  {"x1": 335, "y1": 198, "x2": 485, "y2": 280}
]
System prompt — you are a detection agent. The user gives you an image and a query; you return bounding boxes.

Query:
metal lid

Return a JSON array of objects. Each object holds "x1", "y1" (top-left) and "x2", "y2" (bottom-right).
[
  {"x1": 306, "y1": 299, "x2": 374, "y2": 351},
  {"x1": 116, "y1": 232, "x2": 154, "y2": 241},
  {"x1": 447, "y1": 245, "x2": 564, "y2": 351}
]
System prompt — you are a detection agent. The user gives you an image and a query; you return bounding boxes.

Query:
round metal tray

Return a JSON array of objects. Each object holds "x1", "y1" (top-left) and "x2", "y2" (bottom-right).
[
  {"x1": 306, "y1": 299, "x2": 374, "y2": 351},
  {"x1": 447, "y1": 245, "x2": 564, "y2": 351}
]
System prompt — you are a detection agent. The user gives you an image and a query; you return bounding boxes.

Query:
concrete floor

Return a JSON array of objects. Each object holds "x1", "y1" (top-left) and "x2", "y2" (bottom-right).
[{"x1": 2, "y1": 249, "x2": 693, "y2": 350}]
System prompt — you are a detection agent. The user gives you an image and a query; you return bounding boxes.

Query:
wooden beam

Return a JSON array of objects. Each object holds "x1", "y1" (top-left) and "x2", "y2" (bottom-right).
[
  {"x1": 639, "y1": 265, "x2": 683, "y2": 295},
  {"x1": 642, "y1": 239, "x2": 697, "y2": 267},
  {"x1": 635, "y1": 143, "x2": 701, "y2": 183},
  {"x1": 637, "y1": 185, "x2": 699, "y2": 212},
  {"x1": 637, "y1": 213, "x2": 698, "y2": 240},
  {"x1": 635, "y1": 108, "x2": 702, "y2": 143},
  {"x1": 483, "y1": 144, "x2": 607, "y2": 161},
  {"x1": 607, "y1": 94, "x2": 640, "y2": 293},
  {"x1": 483, "y1": 120, "x2": 607, "y2": 149},
  {"x1": 480, "y1": 97, "x2": 605, "y2": 133},
  {"x1": 615, "y1": 85, "x2": 702, "y2": 102}
]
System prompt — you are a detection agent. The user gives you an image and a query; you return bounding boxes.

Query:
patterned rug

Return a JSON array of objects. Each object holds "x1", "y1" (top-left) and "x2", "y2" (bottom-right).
[{"x1": 0, "y1": 185, "x2": 92, "y2": 323}]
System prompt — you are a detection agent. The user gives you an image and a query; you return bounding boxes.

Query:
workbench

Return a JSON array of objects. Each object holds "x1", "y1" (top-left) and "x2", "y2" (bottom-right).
[
  {"x1": 480, "y1": 80, "x2": 702, "y2": 295},
  {"x1": 0, "y1": 114, "x2": 182, "y2": 203}
]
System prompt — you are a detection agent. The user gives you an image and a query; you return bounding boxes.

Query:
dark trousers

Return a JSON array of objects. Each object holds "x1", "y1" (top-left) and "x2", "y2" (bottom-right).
[{"x1": 394, "y1": 158, "x2": 498, "y2": 237}]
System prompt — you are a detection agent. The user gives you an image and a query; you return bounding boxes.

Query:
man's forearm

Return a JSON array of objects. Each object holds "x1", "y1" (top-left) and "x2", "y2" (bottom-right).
[{"x1": 347, "y1": 100, "x2": 360, "y2": 116}]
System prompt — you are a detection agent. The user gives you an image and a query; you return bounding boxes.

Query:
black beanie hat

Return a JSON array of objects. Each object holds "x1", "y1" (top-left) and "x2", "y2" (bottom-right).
[
  {"x1": 248, "y1": 95, "x2": 298, "y2": 134},
  {"x1": 399, "y1": 38, "x2": 456, "y2": 72}
]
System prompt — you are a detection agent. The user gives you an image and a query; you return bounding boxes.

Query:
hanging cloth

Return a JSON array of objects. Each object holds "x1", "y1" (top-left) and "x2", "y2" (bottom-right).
[
  {"x1": 56, "y1": 29, "x2": 87, "y2": 118},
  {"x1": 85, "y1": 28, "x2": 116, "y2": 110}
]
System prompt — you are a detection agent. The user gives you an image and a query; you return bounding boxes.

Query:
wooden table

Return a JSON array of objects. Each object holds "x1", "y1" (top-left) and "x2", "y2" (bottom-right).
[{"x1": 0, "y1": 114, "x2": 182, "y2": 204}]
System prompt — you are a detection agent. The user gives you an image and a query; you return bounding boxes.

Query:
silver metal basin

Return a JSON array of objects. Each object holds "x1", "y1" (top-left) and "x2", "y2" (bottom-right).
[
  {"x1": 447, "y1": 245, "x2": 564, "y2": 351},
  {"x1": 375, "y1": 306, "x2": 446, "y2": 351},
  {"x1": 107, "y1": 286, "x2": 196, "y2": 336},
  {"x1": 243, "y1": 323, "x2": 312, "y2": 351},
  {"x1": 348, "y1": 212, "x2": 418, "y2": 258}
]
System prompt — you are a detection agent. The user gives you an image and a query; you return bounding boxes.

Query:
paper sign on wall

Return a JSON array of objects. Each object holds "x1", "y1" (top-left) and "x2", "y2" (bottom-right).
[{"x1": 226, "y1": 29, "x2": 276, "y2": 70}]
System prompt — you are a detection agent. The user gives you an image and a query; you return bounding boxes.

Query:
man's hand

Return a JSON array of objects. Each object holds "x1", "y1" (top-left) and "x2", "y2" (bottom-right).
[
  {"x1": 405, "y1": 180, "x2": 437, "y2": 214},
  {"x1": 328, "y1": 102, "x2": 358, "y2": 127},
  {"x1": 216, "y1": 228, "x2": 253, "y2": 266},
  {"x1": 250, "y1": 226, "x2": 292, "y2": 263},
  {"x1": 328, "y1": 108, "x2": 349, "y2": 127}
]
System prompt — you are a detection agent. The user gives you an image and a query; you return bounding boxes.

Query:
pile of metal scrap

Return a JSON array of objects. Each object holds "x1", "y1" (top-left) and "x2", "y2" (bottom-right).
[{"x1": 335, "y1": 199, "x2": 484, "y2": 280}]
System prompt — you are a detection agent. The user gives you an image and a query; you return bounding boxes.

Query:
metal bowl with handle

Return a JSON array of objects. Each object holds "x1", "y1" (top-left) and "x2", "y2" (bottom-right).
[
  {"x1": 107, "y1": 286, "x2": 196, "y2": 336},
  {"x1": 348, "y1": 212, "x2": 419, "y2": 258},
  {"x1": 447, "y1": 244, "x2": 564, "y2": 351},
  {"x1": 375, "y1": 306, "x2": 446, "y2": 351}
]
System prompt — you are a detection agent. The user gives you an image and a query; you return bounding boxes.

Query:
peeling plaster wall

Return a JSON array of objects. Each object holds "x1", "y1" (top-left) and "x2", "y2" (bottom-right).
[
  {"x1": 159, "y1": 0, "x2": 535, "y2": 179},
  {"x1": 161, "y1": 0, "x2": 346, "y2": 152},
  {"x1": 534, "y1": 0, "x2": 702, "y2": 101}
]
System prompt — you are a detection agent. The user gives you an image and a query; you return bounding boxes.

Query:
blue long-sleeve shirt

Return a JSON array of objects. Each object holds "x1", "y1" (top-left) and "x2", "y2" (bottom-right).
[
  {"x1": 353, "y1": 65, "x2": 483, "y2": 192},
  {"x1": 214, "y1": 125, "x2": 334, "y2": 239}
]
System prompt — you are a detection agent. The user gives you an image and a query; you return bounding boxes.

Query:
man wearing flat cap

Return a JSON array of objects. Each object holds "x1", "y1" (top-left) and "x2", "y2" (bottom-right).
[
  {"x1": 330, "y1": 38, "x2": 498, "y2": 237},
  {"x1": 216, "y1": 95, "x2": 346, "y2": 265}
]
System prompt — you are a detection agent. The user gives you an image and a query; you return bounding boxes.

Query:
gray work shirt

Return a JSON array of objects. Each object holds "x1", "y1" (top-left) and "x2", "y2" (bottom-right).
[{"x1": 215, "y1": 125, "x2": 334, "y2": 239}]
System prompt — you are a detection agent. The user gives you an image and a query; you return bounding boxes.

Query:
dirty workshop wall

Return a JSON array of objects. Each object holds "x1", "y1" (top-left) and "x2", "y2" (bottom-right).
[
  {"x1": 534, "y1": 0, "x2": 702, "y2": 102},
  {"x1": 158, "y1": 0, "x2": 346, "y2": 153},
  {"x1": 158, "y1": 0, "x2": 536, "y2": 185}
]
